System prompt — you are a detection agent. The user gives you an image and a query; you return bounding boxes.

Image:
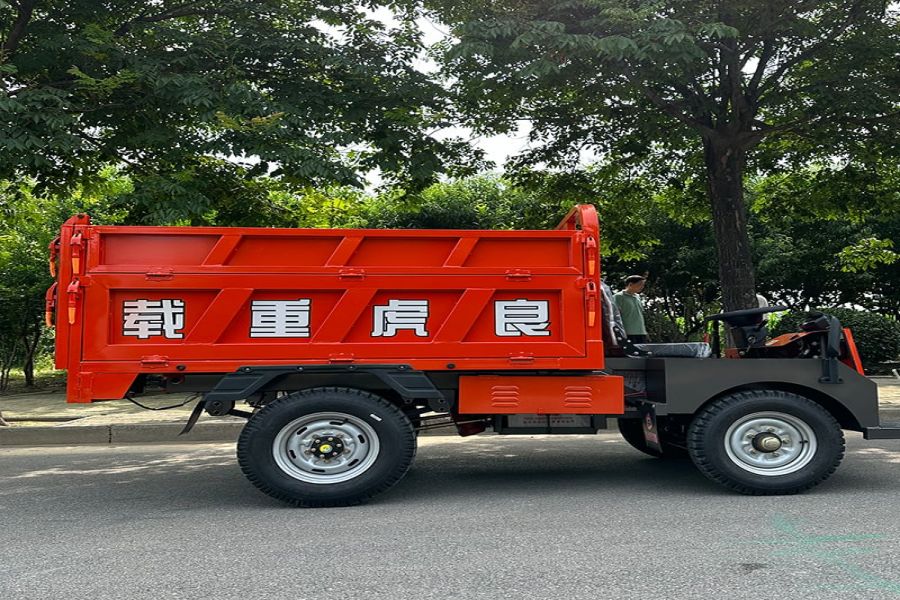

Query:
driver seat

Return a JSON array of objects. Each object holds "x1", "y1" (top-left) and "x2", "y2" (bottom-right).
[{"x1": 600, "y1": 281, "x2": 711, "y2": 358}]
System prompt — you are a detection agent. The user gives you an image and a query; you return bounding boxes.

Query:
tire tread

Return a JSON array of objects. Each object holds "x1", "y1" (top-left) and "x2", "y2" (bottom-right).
[
  {"x1": 687, "y1": 390, "x2": 845, "y2": 495},
  {"x1": 237, "y1": 386, "x2": 416, "y2": 507}
]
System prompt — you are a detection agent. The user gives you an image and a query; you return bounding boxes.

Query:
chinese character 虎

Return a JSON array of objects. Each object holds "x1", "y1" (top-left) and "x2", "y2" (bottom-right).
[
  {"x1": 372, "y1": 299, "x2": 429, "y2": 337},
  {"x1": 495, "y1": 299, "x2": 551, "y2": 337},
  {"x1": 123, "y1": 299, "x2": 185, "y2": 339},
  {"x1": 250, "y1": 299, "x2": 311, "y2": 338}
]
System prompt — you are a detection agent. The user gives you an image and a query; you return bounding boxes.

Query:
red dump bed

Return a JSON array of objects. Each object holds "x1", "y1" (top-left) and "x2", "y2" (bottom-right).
[{"x1": 50, "y1": 206, "x2": 604, "y2": 403}]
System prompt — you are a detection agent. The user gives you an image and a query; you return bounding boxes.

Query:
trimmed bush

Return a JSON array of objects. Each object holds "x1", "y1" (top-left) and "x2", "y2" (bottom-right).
[
  {"x1": 771, "y1": 308, "x2": 900, "y2": 371},
  {"x1": 643, "y1": 310, "x2": 688, "y2": 343}
]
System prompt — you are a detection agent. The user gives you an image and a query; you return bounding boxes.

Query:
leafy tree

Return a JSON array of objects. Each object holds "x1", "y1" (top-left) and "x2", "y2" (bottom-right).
[
  {"x1": 361, "y1": 174, "x2": 557, "y2": 229},
  {"x1": 1, "y1": 0, "x2": 478, "y2": 211},
  {"x1": 0, "y1": 180, "x2": 56, "y2": 390},
  {"x1": 429, "y1": 0, "x2": 900, "y2": 311},
  {"x1": 509, "y1": 160, "x2": 900, "y2": 340},
  {"x1": 751, "y1": 161, "x2": 900, "y2": 315},
  {"x1": 0, "y1": 170, "x2": 129, "y2": 392}
]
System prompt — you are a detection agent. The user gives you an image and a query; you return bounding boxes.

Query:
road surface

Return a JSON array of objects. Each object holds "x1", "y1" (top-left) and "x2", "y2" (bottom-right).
[{"x1": 2, "y1": 433, "x2": 900, "y2": 599}]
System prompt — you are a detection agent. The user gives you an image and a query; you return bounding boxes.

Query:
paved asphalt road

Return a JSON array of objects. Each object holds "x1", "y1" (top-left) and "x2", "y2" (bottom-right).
[{"x1": 2, "y1": 433, "x2": 900, "y2": 600}]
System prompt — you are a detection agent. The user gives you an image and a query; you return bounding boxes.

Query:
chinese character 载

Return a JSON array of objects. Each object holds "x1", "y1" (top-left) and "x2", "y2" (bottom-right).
[{"x1": 123, "y1": 299, "x2": 185, "y2": 339}]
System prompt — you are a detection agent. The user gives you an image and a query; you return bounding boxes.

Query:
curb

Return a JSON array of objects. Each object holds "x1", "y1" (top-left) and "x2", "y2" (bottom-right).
[
  {"x1": 0, "y1": 421, "x2": 244, "y2": 447},
  {"x1": 0, "y1": 420, "x2": 463, "y2": 447},
  {"x1": 3, "y1": 411, "x2": 899, "y2": 447}
]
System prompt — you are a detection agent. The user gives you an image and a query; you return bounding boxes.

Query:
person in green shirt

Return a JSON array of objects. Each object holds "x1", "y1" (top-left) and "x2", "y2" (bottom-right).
[{"x1": 613, "y1": 275, "x2": 649, "y2": 343}]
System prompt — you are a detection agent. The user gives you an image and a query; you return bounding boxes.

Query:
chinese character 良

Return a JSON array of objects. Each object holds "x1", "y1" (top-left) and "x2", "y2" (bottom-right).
[{"x1": 495, "y1": 299, "x2": 551, "y2": 337}]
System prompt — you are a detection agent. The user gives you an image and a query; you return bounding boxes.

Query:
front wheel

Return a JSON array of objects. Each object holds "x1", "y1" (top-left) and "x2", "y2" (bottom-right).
[
  {"x1": 687, "y1": 390, "x2": 844, "y2": 495},
  {"x1": 237, "y1": 387, "x2": 416, "y2": 507}
]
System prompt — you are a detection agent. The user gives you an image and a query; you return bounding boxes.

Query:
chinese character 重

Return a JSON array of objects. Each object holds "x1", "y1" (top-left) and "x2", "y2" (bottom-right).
[{"x1": 250, "y1": 299, "x2": 312, "y2": 338}]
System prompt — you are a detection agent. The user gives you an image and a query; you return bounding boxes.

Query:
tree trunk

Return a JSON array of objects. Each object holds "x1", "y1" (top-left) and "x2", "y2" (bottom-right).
[
  {"x1": 22, "y1": 320, "x2": 41, "y2": 388},
  {"x1": 23, "y1": 355, "x2": 35, "y2": 387},
  {"x1": 703, "y1": 137, "x2": 757, "y2": 312}
]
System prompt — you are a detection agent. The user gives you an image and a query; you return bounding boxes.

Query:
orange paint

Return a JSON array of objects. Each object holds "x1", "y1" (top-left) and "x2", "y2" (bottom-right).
[
  {"x1": 458, "y1": 375, "x2": 624, "y2": 414},
  {"x1": 51, "y1": 206, "x2": 606, "y2": 403}
]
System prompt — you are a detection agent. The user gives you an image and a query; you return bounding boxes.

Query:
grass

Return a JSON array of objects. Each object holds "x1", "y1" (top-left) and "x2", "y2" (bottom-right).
[{"x1": 1, "y1": 370, "x2": 67, "y2": 395}]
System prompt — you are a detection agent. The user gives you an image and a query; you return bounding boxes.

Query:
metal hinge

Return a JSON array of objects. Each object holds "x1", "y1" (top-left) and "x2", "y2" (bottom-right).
[
  {"x1": 339, "y1": 268, "x2": 365, "y2": 280},
  {"x1": 141, "y1": 355, "x2": 170, "y2": 367},
  {"x1": 328, "y1": 354, "x2": 355, "y2": 363},
  {"x1": 508, "y1": 354, "x2": 535, "y2": 364},
  {"x1": 145, "y1": 268, "x2": 174, "y2": 281},
  {"x1": 505, "y1": 269, "x2": 532, "y2": 281}
]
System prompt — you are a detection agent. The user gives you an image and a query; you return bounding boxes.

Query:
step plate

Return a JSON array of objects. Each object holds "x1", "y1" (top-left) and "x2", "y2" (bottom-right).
[{"x1": 864, "y1": 426, "x2": 900, "y2": 440}]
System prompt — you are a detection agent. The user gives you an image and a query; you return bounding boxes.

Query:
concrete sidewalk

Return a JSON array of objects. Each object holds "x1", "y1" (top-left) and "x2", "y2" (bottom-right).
[
  {"x1": 0, "y1": 391, "x2": 245, "y2": 445},
  {"x1": 2, "y1": 379, "x2": 900, "y2": 446}
]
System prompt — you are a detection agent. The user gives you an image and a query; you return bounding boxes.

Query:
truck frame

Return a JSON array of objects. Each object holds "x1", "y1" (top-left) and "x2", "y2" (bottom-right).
[{"x1": 48, "y1": 205, "x2": 900, "y2": 506}]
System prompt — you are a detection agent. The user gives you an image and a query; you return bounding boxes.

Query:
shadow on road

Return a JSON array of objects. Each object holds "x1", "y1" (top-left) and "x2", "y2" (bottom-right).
[{"x1": 2, "y1": 436, "x2": 898, "y2": 510}]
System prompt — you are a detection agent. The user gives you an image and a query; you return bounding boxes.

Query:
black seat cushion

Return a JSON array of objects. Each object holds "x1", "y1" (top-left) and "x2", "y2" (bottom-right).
[{"x1": 632, "y1": 342, "x2": 711, "y2": 358}]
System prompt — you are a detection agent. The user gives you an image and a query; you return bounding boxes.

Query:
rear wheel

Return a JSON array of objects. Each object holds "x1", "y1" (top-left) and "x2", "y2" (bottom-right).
[
  {"x1": 687, "y1": 390, "x2": 844, "y2": 495},
  {"x1": 617, "y1": 417, "x2": 689, "y2": 459},
  {"x1": 237, "y1": 387, "x2": 416, "y2": 507}
]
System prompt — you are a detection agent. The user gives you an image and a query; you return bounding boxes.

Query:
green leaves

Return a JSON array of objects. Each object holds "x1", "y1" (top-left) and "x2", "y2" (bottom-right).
[
  {"x1": 66, "y1": 65, "x2": 138, "y2": 96},
  {"x1": 696, "y1": 22, "x2": 739, "y2": 40},
  {"x1": 1, "y1": 0, "x2": 466, "y2": 210},
  {"x1": 838, "y1": 238, "x2": 899, "y2": 273},
  {"x1": 431, "y1": 0, "x2": 899, "y2": 310}
]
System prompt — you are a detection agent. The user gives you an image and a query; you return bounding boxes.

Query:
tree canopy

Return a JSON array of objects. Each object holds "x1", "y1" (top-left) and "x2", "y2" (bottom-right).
[
  {"x1": 1, "y1": 0, "x2": 482, "y2": 220},
  {"x1": 428, "y1": 0, "x2": 900, "y2": 310}
]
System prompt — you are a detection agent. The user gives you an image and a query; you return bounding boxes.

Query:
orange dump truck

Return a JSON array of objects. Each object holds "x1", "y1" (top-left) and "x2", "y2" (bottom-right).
[{"x1": 49, "y1": 205, "x2": 899, "y2": 506}]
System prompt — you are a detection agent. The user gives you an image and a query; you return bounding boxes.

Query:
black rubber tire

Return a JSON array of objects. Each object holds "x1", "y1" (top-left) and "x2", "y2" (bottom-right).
[
  {"x1": 687, "y1": 390, "x2": 844, "y2": 495},
  {"x1": 617, "y1": 417, "x2": 690, "y2": 459},
  {"x1": 237, "y1": 387, "x2": 416, "y2": 507}
]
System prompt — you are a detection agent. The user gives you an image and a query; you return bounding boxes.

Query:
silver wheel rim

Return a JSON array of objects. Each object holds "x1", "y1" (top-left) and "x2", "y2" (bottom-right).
[
  {"x1": 272, "y1": 412, "x2": 380, "y2": 484},
  {"x1": 724, "y1": 411, "x2": 817, "y2": 476}
]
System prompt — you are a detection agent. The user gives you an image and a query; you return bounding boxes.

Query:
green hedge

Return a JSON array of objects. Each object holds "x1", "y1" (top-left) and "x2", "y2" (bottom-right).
[
  {"x1": 643, "y1": 310, "x2": 688, "y2": 343},
  {"x1": 771, "y1": 308, "x2": 900, "y2": 371}
]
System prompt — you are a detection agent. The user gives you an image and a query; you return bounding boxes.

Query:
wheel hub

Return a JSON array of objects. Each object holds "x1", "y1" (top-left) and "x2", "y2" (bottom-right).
[
  {"x1": 752, "y1": 432, "x2": 783, "y2": 453},
  {"x1": 310, "y1": 436, "x2": 344, "y2": 459},
  {"x1": 272, "y1": 412, "x2": 381, "y2": 484},
  {"x1": 724, "y1": 412, "x2": 818, "y2": 477}
]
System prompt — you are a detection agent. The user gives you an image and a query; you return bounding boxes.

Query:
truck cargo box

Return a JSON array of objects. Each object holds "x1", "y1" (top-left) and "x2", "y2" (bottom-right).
[{"x1": 50, "y1": 206, "x2": 603, "y2": 403}]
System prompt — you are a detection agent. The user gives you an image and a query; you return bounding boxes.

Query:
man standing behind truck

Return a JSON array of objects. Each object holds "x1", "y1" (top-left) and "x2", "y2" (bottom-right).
[{"x1": 614, "y1": 275, "x2": 649, "y2": 343}]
